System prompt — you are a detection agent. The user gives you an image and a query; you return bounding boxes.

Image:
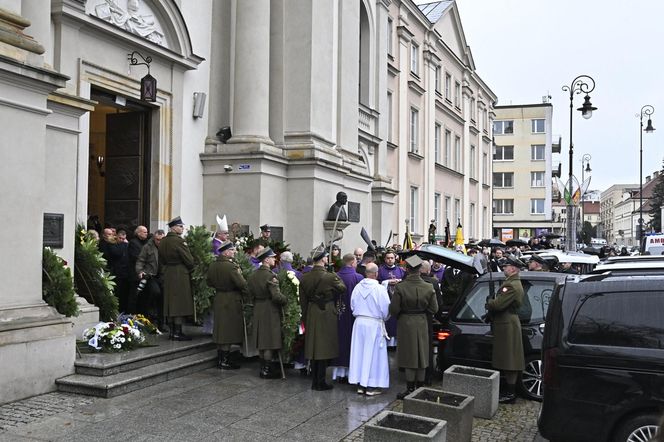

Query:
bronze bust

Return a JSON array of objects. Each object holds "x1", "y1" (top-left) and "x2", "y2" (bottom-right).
[{"x1": 326, "y1": 191, "x2": 348, "y2": 222}]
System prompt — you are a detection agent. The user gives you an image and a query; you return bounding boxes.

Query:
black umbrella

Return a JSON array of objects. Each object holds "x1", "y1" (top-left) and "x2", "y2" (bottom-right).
[
  {"x1": 399, "y1": 244, "x2": 482, "y2": 274},
  {"x1": 543, "y1": 232, "x2": 562, "y2": 239},
  {"x1": 477, "y1": 238, "x2": 506, "y2": 248},
  {"x1": 506, "y1": 239, "x2": 528, "y2": 247},
  {"x1": 581, "y1": 246, "x2": 601, "y2": 256}
]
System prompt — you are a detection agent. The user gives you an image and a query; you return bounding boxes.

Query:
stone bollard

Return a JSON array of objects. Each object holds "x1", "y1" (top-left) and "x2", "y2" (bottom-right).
[
  {"x1": 403, "y1": 387, "x2": 474, "y2": 442},
  {"x1": 442, "y1": 365, "x2": 499, "y2": 419},
  {"x1": 364, "y1": 410, "x2": 447, "y2": 442}
]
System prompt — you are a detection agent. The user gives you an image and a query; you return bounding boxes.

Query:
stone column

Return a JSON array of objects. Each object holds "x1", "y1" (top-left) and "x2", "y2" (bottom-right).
[
  {"x1": 228, "y1": 0, "x2": 273, "y2": 145},
  {"x1": 462, "y1": 73, "x2": 473, "y2": 234},
  {"x1": 423, "y1": 46, "x2": 439, "y2": 236},
  {"x1": 396, "y1": 13, "x2": 413, "y2": 237},
  {"x1": 20, "y1": 0, "x2": 52, "y2": 66}
]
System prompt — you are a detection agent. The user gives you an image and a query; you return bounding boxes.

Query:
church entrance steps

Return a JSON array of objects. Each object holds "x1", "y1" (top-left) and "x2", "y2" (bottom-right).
[{"x1": 56, "y1": 327, "x2": 217, "y2": 398}]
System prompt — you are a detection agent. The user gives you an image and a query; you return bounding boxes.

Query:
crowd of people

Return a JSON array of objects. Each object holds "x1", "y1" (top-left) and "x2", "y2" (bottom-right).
[{"x1": 87, "y1": 215, "x2": 574, "y2": 401}]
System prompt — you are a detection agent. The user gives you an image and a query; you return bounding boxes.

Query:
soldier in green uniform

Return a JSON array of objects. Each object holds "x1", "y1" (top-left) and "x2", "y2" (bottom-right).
[
  {"x1": 256, "y1": 224, "x2": 271, "y2": 247},
  {"x1": 247, "y1": 247, "x2": 288, "y2": 379},
  {"x1": 527, "y1": 253, "x2": 550, "y2": 272},
  {"x1": 390, "y1": 255, "x2": 438, "y2": 399},
  {"x1": 486, "y1": 255, "x2": 526, "y2": 404},
  {"x1": 299, "y1": 244, "x2": 346, "y2": 391},
  {"x1": 206, "y1": 240, "x2": 249, "y2": 370},
  {"x1": 159, "y1": 217, "x2": 195, "y2": 341}
]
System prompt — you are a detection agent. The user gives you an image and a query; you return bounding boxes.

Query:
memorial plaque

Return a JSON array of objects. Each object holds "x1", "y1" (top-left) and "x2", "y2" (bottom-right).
[
  {"x1": 347, "y1": 202, "x2": 360, "y2": 223},
  {"x1": 270, "y1": 226, "x2": 284, "y2": 242},
  {"x1": 43, "y1": 213, "x2": 64, "y2": 248}
]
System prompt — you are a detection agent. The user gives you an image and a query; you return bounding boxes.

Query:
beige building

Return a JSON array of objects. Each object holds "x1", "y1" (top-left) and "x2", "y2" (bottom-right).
[
  {"x1": 492, "y1": 102, "x2": 555, "y2": 241},
  {"x1": 600, "y1": 184, "x2": 638, "y2": 246}
]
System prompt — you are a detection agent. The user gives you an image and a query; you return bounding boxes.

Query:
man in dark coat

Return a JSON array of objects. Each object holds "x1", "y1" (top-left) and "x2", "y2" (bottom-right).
[
  {"x1": 159, "y1": 217, "x2": 195, "y2": 341},
  {"x1": 207, "y1": 240, "x2": 249, "y2": 370},
  {"x1": 486, "y1": 256, "x2": 526, "y2": 404},
  {"x1": 441, "y1": 261, "x2": 474, "y2": 309},
  {"x1": 332, "y1": 253, "x2": 364, "y2": 382},
  {"x1": 247, "y1": 247, "x2": 288, "y2": 379},
  {"x1": 419, "y1": 261, "x2": 442, "y2": 384},
  {"x1": 390, "y1": 256, "x2": 438, "y2": 399},
  {"x1": 135, "y1": 229, "x2": 165, "y2": 326},
  {"x1": 299, "y1": 244, "x2": 346, "y2": 391}
]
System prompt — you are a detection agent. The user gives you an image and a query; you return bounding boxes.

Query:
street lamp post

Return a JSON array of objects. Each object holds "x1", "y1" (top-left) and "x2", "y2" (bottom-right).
[
  {"x1": 639, "y1": 105, "x2": 655, "y2": 252},
  {"x1": 580, "y1": 154, "x2": 591, "y2": 244},
  {"x1": 562, "y1": 75, "x2": 597, "y2": 251}
]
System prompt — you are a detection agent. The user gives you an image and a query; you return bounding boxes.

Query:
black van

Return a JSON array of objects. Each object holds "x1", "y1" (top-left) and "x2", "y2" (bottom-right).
[{"x1": 538, "y1": 275, "x2": 664, "y2": 442}]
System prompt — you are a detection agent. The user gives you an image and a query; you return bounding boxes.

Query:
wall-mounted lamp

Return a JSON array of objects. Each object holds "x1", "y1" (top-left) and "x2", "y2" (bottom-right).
[
  {"x1": 193, "y1": 92, "x2": 206, "y2": 119},
  {"x1": 128, "y1": 51, "x2": 157, "y2": 102},
  {"x1": 216, "y1": 126, "x2": 232, "y2": 143}
]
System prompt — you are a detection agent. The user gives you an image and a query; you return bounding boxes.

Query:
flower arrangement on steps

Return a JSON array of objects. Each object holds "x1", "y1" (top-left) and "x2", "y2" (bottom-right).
[{"x1": 82, "y1": 314, "x2": 160, "y2": 352}]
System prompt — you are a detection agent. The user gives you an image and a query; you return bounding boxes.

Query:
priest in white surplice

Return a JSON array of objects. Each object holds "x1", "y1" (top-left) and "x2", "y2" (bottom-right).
[{"x1": 348, "y1": 263, "x2": 391, "y2": 396}]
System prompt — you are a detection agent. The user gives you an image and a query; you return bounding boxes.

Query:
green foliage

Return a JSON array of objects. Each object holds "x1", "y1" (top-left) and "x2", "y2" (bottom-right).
[
  {"x1": 269, "y1": 239, "x2": 290, "y2": 255},
  {"x1": 648, "y1": 159, "x2": 664, "y2": 232},
  {"x1": 185, "y1": 225, "x2": 216, "y2": 319},
  {"x1": 292, "y1": 253, "x2": 305, "y2": 271},
  {"x1": 234, "y1": 252, "x2": 256, "y2": 328},
  {"x1": 278, "y1": 269, "x2": 302, "y2": 362},
  {"x1": 74, "y1": 225, "x2": 118, "y2": 321},
  {"x1": 42, "y1": 248, "x2": 79, "y2": 317},
  {"x1": 578, "y1": 221, "x2": 597, "y2": 246}
]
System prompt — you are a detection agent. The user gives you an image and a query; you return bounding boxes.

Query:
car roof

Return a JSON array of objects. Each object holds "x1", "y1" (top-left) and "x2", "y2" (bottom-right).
[
  {"x1": 477, "y1": 271, "x2": 567, "y2": 283},
  {"x1": 592, "y1": 260, "x2": 664, "y2": 273},
  {"x1": 605, "y1": 255, "x2": 664, "y2": 263},
  {"x1": 521, "y1": 250, "x2": 600, "y2": 264}
]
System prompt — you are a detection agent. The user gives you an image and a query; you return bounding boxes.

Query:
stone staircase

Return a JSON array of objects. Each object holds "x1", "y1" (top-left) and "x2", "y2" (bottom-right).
[{"x1": 56, "y1": 326, "x2": 217, "y2": 398}]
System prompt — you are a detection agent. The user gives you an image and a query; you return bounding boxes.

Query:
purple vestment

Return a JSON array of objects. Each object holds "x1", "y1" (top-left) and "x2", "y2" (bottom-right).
[
  {"x1": 211, "y1": 237, "x2": 222, "y2": 257},
  {"x1": 334, "y1": 266, "x2": 364, "y2": 368},
  {"x1": 377, "y1": 264, "x2": 405, "y2": 340},
  {"x1": 250, "y1": 256, "x2": 261, "y2": 269},
  {"x1": 275, "y1": 262, "x2": 302, "y2": 280}
]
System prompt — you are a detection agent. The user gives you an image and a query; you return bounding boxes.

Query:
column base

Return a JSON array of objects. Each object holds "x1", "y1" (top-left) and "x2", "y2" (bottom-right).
[{"x1": 69, "y1": 295, "x2": 100, "y2": 340}]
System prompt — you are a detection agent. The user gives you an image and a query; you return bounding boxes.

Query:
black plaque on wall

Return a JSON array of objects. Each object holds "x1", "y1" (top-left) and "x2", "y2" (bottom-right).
[
  {"x1": 347, "y1": 202, "x2": 360, "y2": 223},
  {"x1": 44, "y1": 213, "x2": 64, "y2": 248},
  {"x1": 269, "y1": 226, "x2": 284, "y2": 242}
]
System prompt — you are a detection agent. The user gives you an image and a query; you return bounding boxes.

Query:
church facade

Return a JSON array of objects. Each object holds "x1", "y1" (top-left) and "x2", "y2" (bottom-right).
[{"x1": 0, "y1": 0, "x2": 494, "y2": 403}]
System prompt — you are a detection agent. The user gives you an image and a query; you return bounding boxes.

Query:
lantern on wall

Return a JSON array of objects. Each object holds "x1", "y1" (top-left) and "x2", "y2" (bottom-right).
[{"x1": 128, "y1": 51, "x2": 157, "y2": 102}]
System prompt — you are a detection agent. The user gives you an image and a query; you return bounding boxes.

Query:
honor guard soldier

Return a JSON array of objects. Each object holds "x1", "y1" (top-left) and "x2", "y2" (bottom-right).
[
  {"x1": 299, "y1": 244, "x2": 346, "y2": 390},
  {"x1": 247, "y1": 247, "x2": 288, "y2": 379},
  {"x1": 159, "y1": 217, "x2": 195, "y2": 341},
  {"x1": 257, "y1": 224, "x2": 271, "y2": 247},
  {"x1": 389, "y1": 255, "x2": 438, "y2": 399},
  {"x1": 206, "y1": 240, "x2": 249, "y2": 370},
  {"x1": 486, "y1": 256, "x2": 526, "y2": 404}
]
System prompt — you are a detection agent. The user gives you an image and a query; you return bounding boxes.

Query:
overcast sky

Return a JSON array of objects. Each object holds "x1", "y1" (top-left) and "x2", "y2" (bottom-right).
[{"x1": 435, "y1": 0, "x2": 664, "y2": 192}]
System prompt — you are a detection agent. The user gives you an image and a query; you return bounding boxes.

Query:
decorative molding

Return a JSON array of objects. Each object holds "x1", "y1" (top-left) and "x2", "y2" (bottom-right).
[
  {"x1": 408, "y1": 79, "x2": 426, "y2": 96},
  {"x1": 87, "y1": 0, "x2": 167, "y2": 47},
  {"x1": 0, "y1": 8, "x2": 45, "y2": 55}
]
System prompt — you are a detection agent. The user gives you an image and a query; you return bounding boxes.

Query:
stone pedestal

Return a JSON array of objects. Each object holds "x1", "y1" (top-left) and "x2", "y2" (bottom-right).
[
  {"x1": 364, "y1": 410, "x2": 447, "y2": 442},
  {"x1": 69, "y1": 296, "x2": 100, "y2": 340},
  {"x1": 323, "y1": 220, "x2": 350, "y2": 246},
  {"x1": 442, "y1": 365, "x2": 500, "y2": 419},
  {"x1": 404, "y1": 388, "x2": 474, "y2": 442}
]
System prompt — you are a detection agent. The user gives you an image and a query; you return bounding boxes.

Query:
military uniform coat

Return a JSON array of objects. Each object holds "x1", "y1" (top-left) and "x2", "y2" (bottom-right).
[
  {"x1": 389, "y1": 273, "x2": 438, "y2": 369},
  {"x1": 247, "y1": 265, "x2": 287, "y2": 350},
  {"x1": 158, "y1": 232, "x2": 195, "y2": 318},
  {"x1": 299, "y1": 266, "x2": 346, "y2": 360},
  {"x1": 207, "y1": 255, "x2": 249, "y2": 345},
  {"x1": 486, "y1": 273, "x2": 525, "y2": 371}
]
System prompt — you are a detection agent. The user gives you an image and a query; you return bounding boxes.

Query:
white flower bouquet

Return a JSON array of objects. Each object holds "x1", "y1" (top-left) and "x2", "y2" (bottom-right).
[{"x1": 83, "y1": 321, "x2": 145, "y2": 352}]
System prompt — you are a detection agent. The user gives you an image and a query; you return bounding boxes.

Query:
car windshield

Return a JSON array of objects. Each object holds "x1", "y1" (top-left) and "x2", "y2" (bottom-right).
[{"x1": 454, "y1": 279, "x2": 554, "y2": 324}]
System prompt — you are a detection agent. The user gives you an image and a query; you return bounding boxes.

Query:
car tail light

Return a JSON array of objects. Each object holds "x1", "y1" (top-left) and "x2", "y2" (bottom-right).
[
  {"x1": 436, "y1": 330, "x2": 452, "y2": 341},
  {"x1": 542, "y1": 348, "x2": 559, "y2": 389}
]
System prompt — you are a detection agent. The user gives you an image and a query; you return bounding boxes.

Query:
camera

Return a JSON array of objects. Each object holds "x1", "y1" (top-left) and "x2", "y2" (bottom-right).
[{"x1": 223, "y1": 164, "x2": 233, "y2": 172}]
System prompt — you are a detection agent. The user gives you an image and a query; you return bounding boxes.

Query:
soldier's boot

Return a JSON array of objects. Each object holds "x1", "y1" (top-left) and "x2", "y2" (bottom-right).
[
  {"x1": 397, "y1": 382, "x2": 416, "y2": 400},
  {"x1": 310, "y1": 361, "x2": 319, "y2": 390},
  {"x1": 172, "y1": 325, "x2": 192, "y2": 341},
  {"x1": 260, "y1": 360, "x2": 278, "y2": 379},
  {"x1": 216, "y1": 350, "x2": 224, "y2": 369},
  {"x1": 314, "y1": 361, "x2": 333, "y2": 391},
  {"x1": 498, "y1": 383, "x2": 517, "y2": 404},
  {"x1": 220, "y1": 351, "x2": 240, "y2": 370}
]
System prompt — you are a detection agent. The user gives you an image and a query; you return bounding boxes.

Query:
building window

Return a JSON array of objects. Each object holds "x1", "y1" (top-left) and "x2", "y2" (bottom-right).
[
  {"x1": 454, "y1": 81, "x2": 461, "y2": 108},
  {"x1": 493, "y1": 199, "x2": 514, "y2": 215},
  {"x1": 493, "y1": 120, "x2": 514, "y2": 135},
  {"x1": 410, "y1": 108, "x2": 419, "y2": 153},
  {"x1": 411, "y1": 43, "x2": 419, "y2": 75},
  {"x1": 445, "y1": 73, "x2": 451, "y2": 101},
  {"x1": 410, "y1": 186, "x2": 419, "y2": 231},
  {"x1": 444, "y1": 129, "x2": 451, "y2": 166},
  {"x1": 435, "y1": 66, "x2": 441, "y2": 93},
  {"x1": 470, "y1": 145, "x2": 476, "y2": 178},
  {"x1": 387, "y1": 18, "x2": 393, "y2": 56},
  {"x1": 493, "y1": 172, "x2": 514, "y2": 188},
  {"x1": 483, "y1": 152, "x2": 488, "y2": 183},
  {"x1": 454, "y1": 198, "x2": 461, "y2": 225},
  {"x1": 434, "y1": 193, "x2": 441, "y2": 233},
  {"x1": 454, "y1": 136, "x2": 461, "y2": 171},
  {"x1": 483, "y1": 206, "x2": 488, "y2": 236},
  {"x1": 387, "y1": 92, "x2": 393, "y2": 142},
  {"x1": 531, "y1": 198, "x2": 545, "y2": 214},
  {"x1": 434, "y1": 123, "x2": 441, "y2": 163},
  {"x1": 531, "y1": 171, "x2": 545, "y2": 187},
  {"x1": 469, "y1": 203, "x2": 475, "y2": 238},
  {"x1": 445, "y1": 196, "x2": 451, "y2": 224},
  {"x1": 531, "y1": 144, "x2": 545, "y2": 161},
  {"x1": 493, "y1": 145, "x2": 514, "y2": 161},
  {"x1": 531, "y1": 119, "x2": 545, "y2": 133},
  {"x1": 470, "y1": 98, "x2": 476, "y2": 121}
]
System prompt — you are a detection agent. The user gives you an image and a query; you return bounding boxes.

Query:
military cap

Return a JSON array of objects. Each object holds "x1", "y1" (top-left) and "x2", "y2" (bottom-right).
[
  {"x1": 529, "y1": 253, "x2": 547, "y2": 267},
  {"x1": 405, "y1": 255, "x2": 424, "y2": 270},
  {"x1": 218, "y1": 240, "x2": 235, "y2": 253},
  {"x1": 499, "y1": 255, "x2": 526, "y2": 269},
  {"x1": 168, "y1": 216, "x2": 184, "y2": 227},
  {"x1": 311, "y1": 243, "x2": 328, "y2": 261},
  {"x1": 256, "y1": 247, "x2": 276, "y2": 261},
  {"x1": 260, "y1": 224, "x2": 270, "y2": 232}
]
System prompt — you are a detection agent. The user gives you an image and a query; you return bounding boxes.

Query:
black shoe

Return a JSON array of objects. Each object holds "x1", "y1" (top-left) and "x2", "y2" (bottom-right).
[
  {"x1": 220, "y1": 351, "x2": 240, "y2": 370},
  {"x1": 313, "y1": 382, "x2": 334, "y2": 391},
  {"x1": 172, "y1": 325, "x2": 192, "y2": 341},
  {"x1": 260, "y1": 362, "x2": 280, "y2": 379},
  {"x1": 397, "y1": 382, "x2": 416, "y2": 400},
  {"x1": 216, "y1": 350, "x2": 224, "y2": 369},
  {"x1": 498, "y1": 392, "x2": 516, "y2": 404}
]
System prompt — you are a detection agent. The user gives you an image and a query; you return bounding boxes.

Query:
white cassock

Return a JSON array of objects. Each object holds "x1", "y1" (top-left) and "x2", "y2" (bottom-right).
[{"x1": 348, "y1": 278, "x2": 391, "y2": 388}]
